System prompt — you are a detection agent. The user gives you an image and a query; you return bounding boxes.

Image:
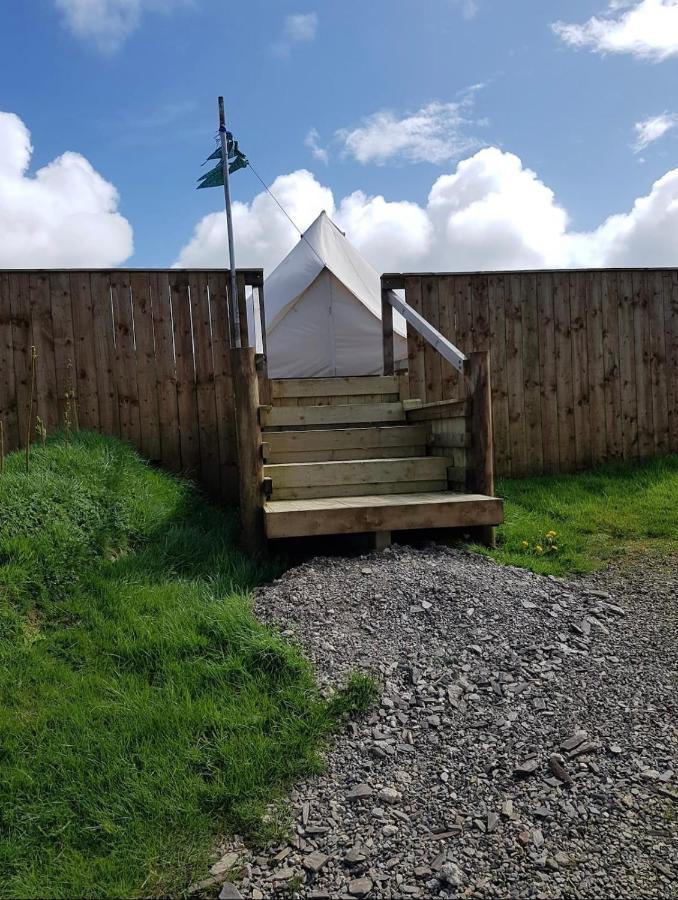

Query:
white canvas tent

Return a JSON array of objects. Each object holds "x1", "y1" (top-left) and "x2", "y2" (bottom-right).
[{"x1": 253, "y1": 211, "x2": 407, "y2": 378}]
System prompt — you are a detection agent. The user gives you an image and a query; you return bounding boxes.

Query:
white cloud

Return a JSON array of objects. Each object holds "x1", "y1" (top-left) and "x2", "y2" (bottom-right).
[
  {"x1": 304, "y1": 128, "x2": 329, "y2": 164},
  {"x1": 553, "y1": 0, "x2": 678, "y2": 62},
  {"x1": 273, "y1": 12, "x2": 318, "y2": 57},
  {"x1": 633, "y1": 112, "x2": 678, "y2": 150},
  {"x1": 176, "y1": 148, "x2": 678, "y2": 276},
  {"x1": 55, "y1": 0, "x2": 188, "y2": 52},
  {"x1": 0, "y1": 111, "x2": 133, "y2": 267},
  {"x1": 337, "y1": 100, "x2": 483, "y2": 166}
]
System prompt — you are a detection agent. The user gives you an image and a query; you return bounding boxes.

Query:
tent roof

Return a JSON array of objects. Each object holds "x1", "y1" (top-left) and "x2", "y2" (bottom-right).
[{"x1": 264, "y1": 211, "x2": 405, "y2": 336}]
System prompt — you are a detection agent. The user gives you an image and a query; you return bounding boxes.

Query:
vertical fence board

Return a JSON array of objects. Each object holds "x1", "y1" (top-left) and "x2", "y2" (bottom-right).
[
  {"x1": 29, "y1": 273, "x2": 59, "y2": 436},
  {"x1": 8, "y1": 274, "x2": 31, "y2": 449},
  {"x1": 586, "y1": 272, "x2": 607, "y2": 465},
  {"x1": 536, "y1": 272, "x2": 560, "y2": 474},
  {"x1": 0, "y1": 273, "x2": 19, "y2": 451},
  {"x1": 552, "y1": 273, "x2": 576, "y2": 471},
  {"x1": 190, "y1": 271, "x2": 221, "y2": 495},
  {"x1": 129, "y1": 272, "x2": 162, "y2": 462},
  {"x1": 49, "y1": 272, "x2": 76, "y2": 430},
  {"x1": 437, "y1": 275, "x2": 458, "y2": 398},
  {"x1": 570, "y1": 272, "x2": 591, "y2": 469},
  {"x1": 170, "y1": 272, "x2": 201, "y2": 474},
  {"x1": 648, "y1": 270, "x2": 669, "y2": 455},
  {"x1": 70, "y1": 273, "x2": 100, "y2": 431},
  {"x1": 422, "y1": 276, "x2": 442, "y2": 402},
  {"x1": 488, "y1": 273, "x2": 511, "y2": 476},
  {"x1": 601, "y1": 271, "x2": 623, "y2": 460},
  {"x1": 91, "y1": 272, "x2": 118, "y2": 437},
  {"x1": 521, "y1": 273, "x2": 543, "y2": 474},
  {"x1": 618, "y1": 271, "x2": 638, "y2": 459},
  {"x1": 505, "y1": 274, "x2": 528, "y2": 475},
  {"x1": 151, "y1": 271, "x2": 181, "y2": 472},
  {"x1": 405, "y1": 276, "x2": 426, "y2": 402},
  {"x1": 665, "y1": 272, "x2": 678, "y2": 454},
  {"x1": 633, "y1": 271, "x2": 655, "y2": 458},
  {"x1": 111, "y1": 272, "x2": 141, "y2": 448}
]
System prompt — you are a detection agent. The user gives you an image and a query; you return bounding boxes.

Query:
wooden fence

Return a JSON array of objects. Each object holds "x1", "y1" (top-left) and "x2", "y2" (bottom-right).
[
  {"x1": 0, "y1": 269, "x2": 263, "y2": 501},
  {"x1": 383, "y1": 269, "x2": 678, "y2": 477}
]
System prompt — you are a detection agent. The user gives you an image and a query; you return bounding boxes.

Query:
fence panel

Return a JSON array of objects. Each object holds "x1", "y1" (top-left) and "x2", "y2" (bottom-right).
[
  {"x1": 0, "y1": 268, "x2": 257, "y2": 502},
  {"x1": 392, "y1": 268, "x2": 678, "y2": 476}
]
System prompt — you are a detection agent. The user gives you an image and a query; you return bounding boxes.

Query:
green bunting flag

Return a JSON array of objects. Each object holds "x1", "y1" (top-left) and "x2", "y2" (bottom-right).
[{"x1": 197, "y1": 134, "x2": 248, "y2": 188}]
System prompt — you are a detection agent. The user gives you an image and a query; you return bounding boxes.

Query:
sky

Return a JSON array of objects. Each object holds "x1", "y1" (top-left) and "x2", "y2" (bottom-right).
[{"x1": 1, "y1": 0, "x2": 678, "y2": 275}]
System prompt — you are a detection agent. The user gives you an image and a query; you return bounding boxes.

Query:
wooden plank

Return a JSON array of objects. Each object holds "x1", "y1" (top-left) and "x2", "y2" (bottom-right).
[
  {"x1": 421, "y1": 275, "x2": 442, "y2": 402},
  {"x1": 231, "y1": 346, "x2": 265, "y2": 553},
  {"x1": 208, "y1": 271, "x2": 237, "y2": 501},
  {"x1": 586, "y1": 271, "x2": 607, "y2": 466},
  {"x1": 29, "y1": 272, "x2": 59, "y2": 435},
  {"x1": 190, "y1": 271, "x2": 220, "y2": 493},
  {"x1": 110, "y1": 271, "x2": 141, "y2": 448},
  {"x1": 520, "y1": 273, "x2": 543, "y2": 474},
  {"x1": 487, "y1": 273, "x2": 510, "y2": 477},
  {"x1": 264, "y1": 492, "x2": 504, "y2": 539},
  {"x1": 648, "y1": 269, "x2": 669, "y2": 455},
  {"x1": 269, "y1": 479, "x2": 449, "y2": 501},
  {"x1": 236, "y1": 270, "x2": 249, "y2": 349},
  {"x1": 570, "y1": 271, "x2": 591, "y2": 469},
  {"x1": 170, "y1": 272, "x2": 201, "y2": 473},
  {"x1": 381, "y1": 288, "x2": 394, "y2": 376},
  {"x1": 617, "y1": 271, "x2": 638, "y2": 460},
  {"x1": 405, "y1": 399, "x2": 469, "y2": 423},
  {"x1": 405, "y1": 276, "x2": 426, "y2": 402},
  {"x1": 150, "y1": 272, "x2": 181, "y2": 472},
  {"x1": 0, "y1": 273, "x2": 19, "y2": 452},
  {"x1": 90, "y1": 272, "x2": 118, "y2": 437},
  {"x1": 552, "y1": 272, "x2": 576, "y2": 472},
  {"x1": 264, "y1": 455, "x2": 451, "y2": 488},
  {"x1": 536, "y1": 272, "x2": 559, "y2": 474},
  {"x1": 437, "y1": 275, "x2": 459, "y2": 398},
  {"x1": 265, "y1": 424, "x2": 428, "y2": 454},
  {"x1": 9, "y1": 273, "x2": 32, "y2": 449},
  {"x1": 600, "y1": 271, "x2": 623, "y2": 460},
  {"x1": 260, "y1": 402, "x2": 405, "y2": 429},
  {"x1": 505, "y1": 274, "x2": 528, "y2": 475},
  {"x1": 664, "y1": 272, "x2": 678, "y2": 453},
  {"x1": 265, "y1": 444, "x2": 428, "y2": 464},
  {"x1": 69, "y1": 273, "x2": 100, "y2": 431},
  {"x1": 49, "y1": 272, "x2": 76, "y2": 431},
  {"x1": 129, "y1": 272, "x2": 161, "y2": 461},
  {"x1": 632, "y1": 270, "x2": 654, "y2": 458},
  {"x1": 271, "y1": 376, "x2": 400, "y2": 400}
]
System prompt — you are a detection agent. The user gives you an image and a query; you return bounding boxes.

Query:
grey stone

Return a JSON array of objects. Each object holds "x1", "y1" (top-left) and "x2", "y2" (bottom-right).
[
  {"x1": 218, "y1": 885, "x2": 243, "y2": 900},
  {"x1": 348, "y1": 876, "x2": 374, "y2": 897}
]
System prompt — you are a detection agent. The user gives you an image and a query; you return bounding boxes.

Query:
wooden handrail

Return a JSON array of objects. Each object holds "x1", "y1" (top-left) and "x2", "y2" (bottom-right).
[{"x1": 381, "y1": 287, "x2": 466, "y2": 375}]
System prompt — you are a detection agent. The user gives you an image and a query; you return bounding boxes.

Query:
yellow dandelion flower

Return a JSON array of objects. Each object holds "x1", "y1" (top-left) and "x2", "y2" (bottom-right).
[
  {"x1": 521, "y1": 540, "x2": 529, "y2": 548},
  {"x1": 546, "y1": 530, "x2": 557, "y2": 539},
  {"x1": 535, "y1": 545, "x2": 544, "y2": 554}
]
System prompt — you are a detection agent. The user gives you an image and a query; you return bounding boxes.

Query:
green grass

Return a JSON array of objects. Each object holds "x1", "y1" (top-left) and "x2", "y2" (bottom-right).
[
  {"x1": 477, "y1": 454, "x2": 678, "y2": 576},
  {"x1": 0, "y1": 433, "x2": 376, "y2": 899}
]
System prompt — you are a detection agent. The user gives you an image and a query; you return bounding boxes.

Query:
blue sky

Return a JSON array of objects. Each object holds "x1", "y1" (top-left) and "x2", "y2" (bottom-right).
[{"x1": 2, "y1": 0, "x2": 678, "y2": 273}]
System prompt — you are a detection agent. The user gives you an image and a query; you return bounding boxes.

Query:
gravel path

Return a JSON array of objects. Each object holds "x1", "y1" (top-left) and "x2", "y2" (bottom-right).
[{"x1": 208, "y1": 546, "x2": 677, "y2": 900}]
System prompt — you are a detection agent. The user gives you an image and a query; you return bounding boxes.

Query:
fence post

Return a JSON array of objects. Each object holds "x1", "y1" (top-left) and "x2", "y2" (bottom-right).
[
  {"x1": 231, "y1": 271, "x2": 265, "y2": 556},
  {"x1": 465, "y1": 350, "x2": 496, "y2": 547},
  {"x1": 381, "y1": 287, "x2": 394, "y2": 376}
]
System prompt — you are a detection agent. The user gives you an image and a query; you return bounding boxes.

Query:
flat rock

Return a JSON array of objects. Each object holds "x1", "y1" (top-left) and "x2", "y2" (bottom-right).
[
  {"x1": 348, "y1": 876, "x2": 374, "y2": 897},
  {"x1": 218, "y1": 885, "x2": 242, "y2": 900}
]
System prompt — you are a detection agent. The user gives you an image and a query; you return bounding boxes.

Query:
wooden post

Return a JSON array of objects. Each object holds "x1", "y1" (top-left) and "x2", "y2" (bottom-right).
[
  {"x1": 231, "y1": 345, "x2": 265, "y2": 555},
  {"x1": 465, "y1": 350, "x2": 496, "y2": 547},
  {"x1": 381, "y1": 287, "x2": 394, "y2": 376}
]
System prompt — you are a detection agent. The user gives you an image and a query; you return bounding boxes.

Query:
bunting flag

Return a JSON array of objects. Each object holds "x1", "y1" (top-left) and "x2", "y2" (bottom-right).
[{"x1": 197, "y1": 132, "x2": 248, "y2": 189}]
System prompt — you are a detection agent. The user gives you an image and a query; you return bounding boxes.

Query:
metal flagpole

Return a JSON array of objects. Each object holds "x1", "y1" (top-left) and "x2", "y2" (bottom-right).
[{"x1": 218, "y1": 96, "x2": 241, "y2": 349}]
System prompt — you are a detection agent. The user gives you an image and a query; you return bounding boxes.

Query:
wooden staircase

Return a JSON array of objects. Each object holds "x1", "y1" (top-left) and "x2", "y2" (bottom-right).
[{"x1": 259, "y1": 375, "x2": 503, "y2": 543}]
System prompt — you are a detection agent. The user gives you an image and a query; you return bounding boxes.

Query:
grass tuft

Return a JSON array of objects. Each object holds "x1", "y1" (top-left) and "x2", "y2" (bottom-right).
[
  {"x1": 0, "y1": 432, "x2": 368, "y2": 899},
  {"x1": 474, "y1": 455, "x2": 678, "y2": 576}
]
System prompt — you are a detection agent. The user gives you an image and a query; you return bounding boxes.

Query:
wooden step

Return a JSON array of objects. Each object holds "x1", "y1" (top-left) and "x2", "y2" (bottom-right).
[
  {"x1": 264, "y1": 492, "x2": 504, "y2": 539},
  {"x1": 260, "y1": 402, "x2": 406, "y2": 430},
  {"x1": 271, "y1": 375, "x2": 399, "y2": 403},
  {"x1": 264, "y1": 456, "x2": 458, "y2": 500},
  {"x1": 264, "y1": 425, "x2": 428, "y2": 463}
]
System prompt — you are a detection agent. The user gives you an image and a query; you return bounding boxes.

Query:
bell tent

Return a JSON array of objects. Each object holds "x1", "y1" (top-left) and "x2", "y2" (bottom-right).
[{"x1": 257, "y1": 211, "x2": 407, "y2": 378}]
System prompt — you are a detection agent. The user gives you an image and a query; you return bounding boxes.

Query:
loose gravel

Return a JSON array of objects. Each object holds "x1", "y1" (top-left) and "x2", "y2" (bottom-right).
[{"x1": 203, "y1": 545, "x2": 677, "y2": 900}]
